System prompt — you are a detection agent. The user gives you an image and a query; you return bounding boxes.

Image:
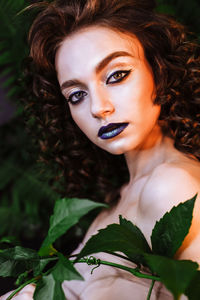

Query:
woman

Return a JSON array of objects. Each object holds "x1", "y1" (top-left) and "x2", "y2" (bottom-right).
[{"x1": 1, "y1": 0, "x2": 200, "y2": 299}]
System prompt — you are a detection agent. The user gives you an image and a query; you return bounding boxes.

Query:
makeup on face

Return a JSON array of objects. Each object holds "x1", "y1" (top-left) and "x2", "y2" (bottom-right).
[
  {"x1": 61, "y1": 61, "x2": 133, "y2": 106},
  {"x1": 65, "y1": 69, "x2": 131, "y2": 105},
  {"x1": 55, "y1": 26, "x2": 162, "y2": 155},
  {"x1": 98, "y1": 123, "x2": 129, "y2": 139}
]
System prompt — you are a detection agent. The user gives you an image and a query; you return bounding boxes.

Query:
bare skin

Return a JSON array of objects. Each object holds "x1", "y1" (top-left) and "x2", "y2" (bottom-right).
[
  {"x1": 57, "y1": 26, "x2": 200, "y2": 299},
  {"x1": 61, "y1": 137, "x2": 199, "y2": 300},
  {"x1": 1, "y1": 26, "x2": 199, "y2": 300},
  {"x1": 0, "y1": 285, "x2": 35, "y2": 300},
  {"x1": 55, "y1": 25, "x2": 200, "y2": 262}
]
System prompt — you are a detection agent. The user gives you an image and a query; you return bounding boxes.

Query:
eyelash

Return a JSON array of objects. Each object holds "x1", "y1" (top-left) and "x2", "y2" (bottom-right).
[
  {"x1": 106, "y1": 69, "x2": 131, "y2": 84},
  {"x1": 66, "y1": 69, "x2": 131, "y2": 105}
]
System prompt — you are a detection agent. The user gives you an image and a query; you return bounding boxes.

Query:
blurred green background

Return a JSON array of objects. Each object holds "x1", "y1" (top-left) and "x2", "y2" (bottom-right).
[{"x1": 0, "y1": 0, "x2": 200, "y2": 294}]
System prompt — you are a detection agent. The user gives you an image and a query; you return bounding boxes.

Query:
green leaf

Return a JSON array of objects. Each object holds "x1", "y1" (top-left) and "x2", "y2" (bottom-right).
[
  {"x1": 144, "y1": 254, "x2": 198, "y2": 299},
  {"x1": 119, "y1": 215, "x2": 150, "y2": 249},
  {"x1": 33, "y1": 258, "x2": 55, "y2": 277},
  {"x1": 0, "y1": 66, "x2": 13, "y2": 78},
  {"x1": 0, "y1": 51, "x2": 11, "y2": 64},
  {"x1": 0, "y1": 207, "x2": 13, "y2": 236},
  {"x1": 0, "y1": 236, "x2": 19, "y2": 246},
  {"x1": 15, "y1": 270, "x2": 29, "y2": 286},
  {"x1": 6, "y1": 86, "x2": 20, "y2": 99},
  {"x1": 37, "y1": 244, "x2": 58, "y2": 257},
  {"x1": 77, "y1": 216, "x2": 151, "y2": 264},
  {"x1": 2, "y1": 76, "x2": 16, "y2": 88},
  {"x1": 39, "y1": 198, "x2": 107, "y2": 255},
  {"x1": 151, "y1": 195, "x2": 196, "y2": 258},
  {"x1": 52, "y1": 253, "x2": 83, "y2": 282},
  {"x1": 185, "y1": 270, "x2": 200, "y2": 299},
  {"x1": 0, "y1": 246, "x2": 39, "y2": 277},
  {"x1": 156, "y1": 4, "x2": 176, "y2": 15},
  {"x1": 0, "y1": 159, "x2": 19, "y2": 190},
  {"x1": 34, "y1": 254, "x2": 83, "y2": 299},
  {"x1": 33, "y1": 274, "x2": 66, "y2": 300}
]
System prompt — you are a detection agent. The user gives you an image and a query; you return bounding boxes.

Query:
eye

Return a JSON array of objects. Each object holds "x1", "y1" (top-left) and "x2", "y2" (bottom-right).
[
  {"x1": 106, "y1": 70, "x2": 131, "y2": 84},
  {"x1": 67, "y1": 90, "x2": 87, "y2": 105}
]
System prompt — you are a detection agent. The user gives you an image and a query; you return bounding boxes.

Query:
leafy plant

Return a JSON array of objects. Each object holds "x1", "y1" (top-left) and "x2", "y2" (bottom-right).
[
  {"x1": 0, "y1": 194, "x2": 199, "y2": 300},
  {"x1": 0, "y1": 0, "x2": 70, "y2": 253},
  {"x1": 0, "y1": 1, "x2": 200, "y2": 297},
  {"x1": 156, "y1": 0, "x2": 200, "y2": 41},
  {"x1": 1, "y1": 0, "x2": 200, "y2": 246},
  {"x1": 0, "y1": 119, "x2": 62, "y2": 244},
  {"x1": 0, "y1": 0, "x2": 39, "y2": 99}
]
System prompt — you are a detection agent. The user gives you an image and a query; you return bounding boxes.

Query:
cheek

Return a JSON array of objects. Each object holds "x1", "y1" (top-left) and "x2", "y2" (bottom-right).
[
  {"x1": 72, "y1": 115, "x2": 85, "y2": 131},
  {"x1": 110, "y1": 76, "x2": 155, "y2": 110},
  {"x1": 142, "y1": 105, "x2": 161, "y2": 130},
  {"x1": 69, "y1": 107, "x2": 84, "y2": 128},
  {"x1": 70, "y1": 106, "x2": 94, "y2": 137}
]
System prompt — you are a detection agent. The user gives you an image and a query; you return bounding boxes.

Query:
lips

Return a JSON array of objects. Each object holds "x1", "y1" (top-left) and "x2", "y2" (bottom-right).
[{"x1": 98, "y1": 123, "x2": 129, "y2": 140}]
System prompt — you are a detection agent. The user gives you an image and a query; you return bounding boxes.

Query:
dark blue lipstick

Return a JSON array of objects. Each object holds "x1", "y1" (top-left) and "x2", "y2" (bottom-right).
[{"x1": 98, "y1": 123, "x2": 129, "y2": 140}]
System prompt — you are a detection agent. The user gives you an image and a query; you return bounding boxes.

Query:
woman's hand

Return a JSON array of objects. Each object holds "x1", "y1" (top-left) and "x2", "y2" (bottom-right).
[{"x1": 0, "y1": 284, "x2": 35, "y2": 300}]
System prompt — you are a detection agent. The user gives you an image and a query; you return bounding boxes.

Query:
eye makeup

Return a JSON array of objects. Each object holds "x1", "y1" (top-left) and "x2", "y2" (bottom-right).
[
  {"x1": 65, "y1": 68, "x2": 132, "y2": 105},
  {"x1": 106, "y1": 69, "x2": 132, "y2": 84},
  {"x1": 66, "y1": 90, "x2": 87, "y2": 105}
]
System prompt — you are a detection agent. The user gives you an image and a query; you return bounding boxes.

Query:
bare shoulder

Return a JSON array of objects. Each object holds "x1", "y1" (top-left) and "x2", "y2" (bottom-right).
[
  {"x1": 141, "y1": 159, "x2": 200, "y2": 214},
  {"x1": 139, "y1": 158, "x2": 200, "y2": 262},
  {"x1": 138, "y1": 157, "x2": 200, "y2": 232}
]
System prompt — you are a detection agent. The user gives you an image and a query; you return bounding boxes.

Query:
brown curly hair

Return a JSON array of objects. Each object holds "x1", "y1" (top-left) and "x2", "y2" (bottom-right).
[{"x1": 25, "y1": 0, "x2": 200, "y2": 203}]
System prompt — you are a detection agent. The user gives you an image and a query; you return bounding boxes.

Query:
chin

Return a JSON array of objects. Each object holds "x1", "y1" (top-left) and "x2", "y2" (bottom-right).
[
  {"x1": 103, "y1": 143, "x2": 129, "y2": 155},
  {"x1": 107, "y1": 149, "x2": 125, "y2": 155}
]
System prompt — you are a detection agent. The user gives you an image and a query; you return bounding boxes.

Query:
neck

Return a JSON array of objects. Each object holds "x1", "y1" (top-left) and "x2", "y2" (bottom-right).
[{"x1": 124, "y1": 134, "x2": 171, "y2": 183}]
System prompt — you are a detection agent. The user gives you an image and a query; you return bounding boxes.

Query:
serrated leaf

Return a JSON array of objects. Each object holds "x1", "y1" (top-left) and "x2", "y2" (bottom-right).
[
  {"x1": 77, "y1": 216, "x2": 151, "y2": 265},
  {"x1": 52, "y1": 253, "x2": 83, "y2": 282},
  {"x1": 0, "y1": 246, "x2": 39, "y2": 277},
  {"x1": 119, "y1": 215, "x2": 150, "y2": 251},
  {"x1": 151, "y1": 195, "x2": 196, "y2": 257},
  {"x1": 185, "y1": 270, "x2": 200, "y2": 299},
  {"x1": 39, "y1": 198, "x2": 107, "y2": 255},
  {"x1": 144, "y1": 254, "x2": 198, "y2": 299},
  {"x1": 33, "y1": 274, "x2": 66, "y2": 300},
  {"x1": 34, "y1": 254, "x2": 82, "y2": 299}
]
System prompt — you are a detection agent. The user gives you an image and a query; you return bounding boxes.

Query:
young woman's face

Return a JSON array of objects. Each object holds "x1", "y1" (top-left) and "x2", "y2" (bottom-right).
[{"x1": 55, "y1": 26, "x2": 162, "y2": 155}]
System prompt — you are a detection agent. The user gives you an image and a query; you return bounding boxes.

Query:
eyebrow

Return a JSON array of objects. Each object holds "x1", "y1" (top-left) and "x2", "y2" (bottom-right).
[{"x1": 60, "y1": 51, "x2": 134, "y2": 91}]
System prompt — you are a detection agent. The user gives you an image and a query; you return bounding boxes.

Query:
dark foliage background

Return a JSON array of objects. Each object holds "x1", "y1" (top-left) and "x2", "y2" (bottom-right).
[{"x1": 0, "y1": 0, "x2": 200, "y2": 294}]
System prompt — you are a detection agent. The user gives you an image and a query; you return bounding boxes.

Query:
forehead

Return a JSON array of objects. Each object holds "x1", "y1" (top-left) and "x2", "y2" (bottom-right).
[{"x1": 55, "y1": 25, "x2": 145, "y2": 81}]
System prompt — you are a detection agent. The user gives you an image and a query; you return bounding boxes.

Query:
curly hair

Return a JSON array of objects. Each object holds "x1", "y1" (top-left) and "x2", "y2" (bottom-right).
[{"x1": 25, "y1": 0, "x2": 200, "y2": 203}]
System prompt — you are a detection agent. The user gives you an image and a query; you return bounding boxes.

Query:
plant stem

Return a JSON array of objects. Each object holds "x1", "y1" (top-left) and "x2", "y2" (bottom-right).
[
  {"x1": 104, "y1": 251, "x2": 138, "y2": 264},
  {"x1": 6, "y1": 278, "x2": 38, "y2": 300},
  {"x1": 147, "y1": 280, "x2": 155, "y2": 300},
  {"x1": 75, "y1": 258, "x2": 160, "y2": 282}
]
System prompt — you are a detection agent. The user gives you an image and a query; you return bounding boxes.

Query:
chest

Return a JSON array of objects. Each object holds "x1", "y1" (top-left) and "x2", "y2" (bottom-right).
[{"x1": 84, "y1": 176, "x2": 149, "y2": 242}]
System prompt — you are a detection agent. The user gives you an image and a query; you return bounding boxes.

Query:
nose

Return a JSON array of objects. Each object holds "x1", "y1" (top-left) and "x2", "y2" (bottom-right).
[{"x1": 90, "y1": 89, "x2": 115, "y2": 119}]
